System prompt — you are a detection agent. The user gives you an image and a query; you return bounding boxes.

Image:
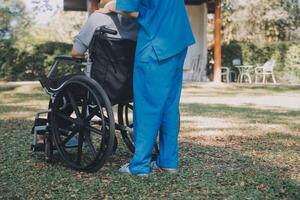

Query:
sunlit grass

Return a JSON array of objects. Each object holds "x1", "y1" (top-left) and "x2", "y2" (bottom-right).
[{"x1": 181, "y1": 103, "x2": 300, "y2": 126}]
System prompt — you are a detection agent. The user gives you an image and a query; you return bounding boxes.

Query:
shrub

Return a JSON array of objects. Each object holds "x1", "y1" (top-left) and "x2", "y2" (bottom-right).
[
  {"x1": 0, "y1": 40, "x2": 73, "y2": 81},
  {"x1": 1, "y1": 39, "x2": 300, "y2": 84}
]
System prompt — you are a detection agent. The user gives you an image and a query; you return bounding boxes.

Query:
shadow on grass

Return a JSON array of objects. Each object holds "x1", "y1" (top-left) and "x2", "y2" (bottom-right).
[
  {"x1": 1, "y1": 91, "x2": 49, "y2": 103},
  {"x1": 179, "y1": 141, "x2": 299, "y2": 199},
  {"x1": 0, "y1": 105, "x2": 39, "y2": 114},
  {"x1": 0, "y1": 85, "x2": 48, "y2": 104},
  {"x1": 221, "y1": 132, "x2": 300, "y2": 176},
  {"x1": 0, "y1": 85, "x2": 18, "y2": 92},
  {"x1": 183, "y1": 84, "x2": 300, "y2": 97},
  {"x1": 240, "y1": 85, "x2": 300, "y2": 93},
  {"x1": 181, "y1": 103, "x2": 300, "y2": 129},
  {"x1": 227, "y1": 132, "x2": 300, "y2": 152},
  {"x1": 0, "y1": 118, "x2": 299, "y2": 199}
]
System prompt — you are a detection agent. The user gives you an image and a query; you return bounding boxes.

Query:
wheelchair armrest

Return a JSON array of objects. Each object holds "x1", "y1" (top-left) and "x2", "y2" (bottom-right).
[
  {"x1": 39, "y1": 78, "x2": 52, "y2": 91},
  {"x1": 96, "y1": 26, "x2": 118, "y2": 35},
  {"x1": 55, "y1": 55, "x2": 86, "y2": 65}
]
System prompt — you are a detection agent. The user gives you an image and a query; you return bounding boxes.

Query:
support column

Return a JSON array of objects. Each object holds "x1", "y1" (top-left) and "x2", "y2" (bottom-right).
[
  {"x1": 184, "y1": 4, "x2": 208, "y2": 82},
  {"x1": 213, "y1": 0, "x2": 222, "y2": 82}
]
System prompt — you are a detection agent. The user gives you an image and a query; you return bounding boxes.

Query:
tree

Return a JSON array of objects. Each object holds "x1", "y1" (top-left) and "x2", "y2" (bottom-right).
[
  {"x1": 0, "y1": 0, "x2": 31, "y2": 41},
  {"x1": 28, "y1": 0, "x2": 86, "y2": 43},
  {"x1": 31, "y1": 0, "x2": 56, "y2": 13},
  {"x1": 222, "y1": 0, "x2": 300, "y2": 45}
]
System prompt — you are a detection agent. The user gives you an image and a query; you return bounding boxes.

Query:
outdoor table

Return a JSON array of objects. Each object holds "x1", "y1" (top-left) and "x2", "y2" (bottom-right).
[{"x1": 235, "y1": 65, "x2": 254, "y2": 83}]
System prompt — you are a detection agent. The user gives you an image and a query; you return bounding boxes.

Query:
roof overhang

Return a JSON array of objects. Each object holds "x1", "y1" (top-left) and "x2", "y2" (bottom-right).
[
  {"x1": 64, "y1": 0, "x2": 88, "y2": 11},
  {"x1": 185, "y1": 0, "x2": 211, "y2": 5},
  {"x1": 63, "y1": 0, "x2": 216, "y2": 13}
]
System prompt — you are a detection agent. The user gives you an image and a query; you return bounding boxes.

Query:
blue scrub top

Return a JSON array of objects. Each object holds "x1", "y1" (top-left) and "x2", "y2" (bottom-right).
[{"x1": 116, "y1": 0, "x2": 195, "y2": 61}]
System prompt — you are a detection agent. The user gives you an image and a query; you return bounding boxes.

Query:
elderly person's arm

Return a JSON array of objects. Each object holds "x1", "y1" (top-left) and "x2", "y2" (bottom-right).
[
  {"x1": 71, "y1": 27, "x2": 91, "y2": 58},
  {"x1": 72, "y1": 12, "x2": 109, "y2": 58},
  {"x1": 71, "y1": 39, "x2": 87, "y2": 58}
]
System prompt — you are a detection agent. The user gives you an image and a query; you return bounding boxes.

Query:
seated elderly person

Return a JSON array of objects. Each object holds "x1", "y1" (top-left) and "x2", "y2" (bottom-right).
[{"x1": 71, "y1": 0, "x2": 138, "y2": 58}]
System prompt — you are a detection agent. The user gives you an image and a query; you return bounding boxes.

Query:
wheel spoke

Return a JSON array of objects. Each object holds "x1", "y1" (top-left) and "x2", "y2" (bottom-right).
[
  {"x1": 56, "y1": 112, "x2": 77, "y2": 124},
  {"x1": 125, "y1": 106, "x2": 132, "y2": 127},
  {"x1": 62, "y1": 129, "x2": 78, "y2": 146},
  {"x1": 127, "y1": 103, "x2": 133, "y2": 110},
  {"x1": 95, "y1": 113, "x2": 109, "y2": 124},
  {"x1": 85, "y1": 126, "x2": 103, "y2": 135},
  {"x1": 85, "y1": 107, "x2": 99, "y2": 122},
  {"x1": 90, "y1": 120, "x2": 104, "y2": 126},
  {"x1": 58, "y1": 128, "x2": 72, "y2": 134},
  {"x1": 77, "y1": 132, "x2": 84, "y2": 164},
  {"x1": 81, "y1": 90, "x2": 88, "y2": 118},
  {"x1": 83, "y1": 132, "x2": 97, "y2": 158},
  {"x1": 67, "y1": 91, "x2": 81, "y2": 118}
]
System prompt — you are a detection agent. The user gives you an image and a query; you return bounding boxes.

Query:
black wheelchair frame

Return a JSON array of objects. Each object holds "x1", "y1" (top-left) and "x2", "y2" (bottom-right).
[{"x1": 31, "y1": 26, "x2": 157, "y2": 172}]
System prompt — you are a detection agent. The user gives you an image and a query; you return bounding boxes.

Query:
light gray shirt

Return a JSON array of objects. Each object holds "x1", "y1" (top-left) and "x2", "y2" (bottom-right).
[{"x1": 73, "y1": 12, "x2": 138, "y2": 54}]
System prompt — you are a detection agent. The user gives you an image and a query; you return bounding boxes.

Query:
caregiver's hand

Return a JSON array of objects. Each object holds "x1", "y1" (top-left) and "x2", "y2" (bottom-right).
[
  {"x1": 96, "y1": 0, "x2": 116, "y2": 14},
  {"x1": 106, "y1": 0, "x2": 139, "y2": 18}
]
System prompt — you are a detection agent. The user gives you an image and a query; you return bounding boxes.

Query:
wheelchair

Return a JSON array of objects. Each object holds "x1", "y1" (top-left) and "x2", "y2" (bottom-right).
[{"x1": 31, "y1": 26, "x2": 158, "y2": 172}]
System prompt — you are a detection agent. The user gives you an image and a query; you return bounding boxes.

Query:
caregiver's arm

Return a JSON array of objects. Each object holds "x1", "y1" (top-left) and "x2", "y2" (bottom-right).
[
  {"x1": 110, "y1": 0, "x2": 140, "y2": 18},
  {"x1": 113, "y1": 10, "x2": 139, "y2": 18}
]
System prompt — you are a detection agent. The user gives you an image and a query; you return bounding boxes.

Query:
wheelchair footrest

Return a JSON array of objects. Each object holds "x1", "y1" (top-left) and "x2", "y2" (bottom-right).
[
  {"x1": 32, "y1": 117, "x2": 51, "y2": 152},
  {"x1": 34, "y1": 118, "x2": 48, "y2": 126},
  {"x1": 32, "y1": 118, "x2": 49, "y2": 135},
  {"x1": 31, "y1": 143, "x2": 45, "y2": 152}
]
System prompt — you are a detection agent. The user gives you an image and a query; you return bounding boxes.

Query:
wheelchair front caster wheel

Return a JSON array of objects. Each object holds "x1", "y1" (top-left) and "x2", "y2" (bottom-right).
[{"x1": 45, "y1": 136, "x2": 53, "y2": 162}]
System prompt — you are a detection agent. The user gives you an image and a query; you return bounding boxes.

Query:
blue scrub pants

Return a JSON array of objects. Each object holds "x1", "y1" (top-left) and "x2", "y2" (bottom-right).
[{"x1": 129, "y1": 47, "x2": 188, "y2": 175}]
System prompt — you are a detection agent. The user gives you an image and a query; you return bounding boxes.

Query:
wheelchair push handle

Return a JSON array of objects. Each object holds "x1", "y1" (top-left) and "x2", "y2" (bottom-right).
[{"x1": 98, "y1": 26, "x2": 118, "y2": 35}]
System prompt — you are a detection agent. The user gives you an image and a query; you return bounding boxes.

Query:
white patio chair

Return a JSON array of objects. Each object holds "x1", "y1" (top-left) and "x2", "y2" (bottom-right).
[
  {"x1": 255, "y1": 60, "x2": 277, "y2": 84},
  {"x1": 235, "y1": 65, "x2": 253, "y2": 84},
  {"x1": 221, "y1": 66, "x2": 230, "y2": 83}
]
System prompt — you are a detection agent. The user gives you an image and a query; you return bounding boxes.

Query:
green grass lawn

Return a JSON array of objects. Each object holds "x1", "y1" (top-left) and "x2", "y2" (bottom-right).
[{"x1": 0, "y1": 83, "x2": 299, "y2": 200}]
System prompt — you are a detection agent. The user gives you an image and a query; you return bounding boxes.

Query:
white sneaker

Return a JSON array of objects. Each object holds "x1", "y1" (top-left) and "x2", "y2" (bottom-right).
[
  {"x1": 150, "y1": 161, "x2": 178, "y2": 174},
  {"x1": 118, "y1": 163, "x2": 149, "y2": 177}
]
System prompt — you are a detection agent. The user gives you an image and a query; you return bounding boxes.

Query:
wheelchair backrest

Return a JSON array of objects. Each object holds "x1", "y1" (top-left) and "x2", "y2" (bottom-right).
[{"x1": 89, "y1": 28, "x2": 137, "y2": 104}]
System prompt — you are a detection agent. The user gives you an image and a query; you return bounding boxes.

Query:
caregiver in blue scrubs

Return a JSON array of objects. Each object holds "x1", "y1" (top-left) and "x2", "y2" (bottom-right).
[{"x1": 113, "y1": 0, "x2": 195, "y2": 176}]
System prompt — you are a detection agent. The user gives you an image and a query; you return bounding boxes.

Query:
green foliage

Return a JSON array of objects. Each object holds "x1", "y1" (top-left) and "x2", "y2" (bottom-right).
[
  {"x1": 222, "y1": 40, "x2": 300, "y2": 84},
  {"x1": 0, "y1": 40, "x2": 73, "y2": 81},
  {"x1": 282, "y1": 42, "x2": 300, "y2": 82},
  {"x1": 221, "y1": 41, "x2": 243, "y2": 66},
  {"x1": 222, "y1": 0, "x2": 300, "y2": 44}
]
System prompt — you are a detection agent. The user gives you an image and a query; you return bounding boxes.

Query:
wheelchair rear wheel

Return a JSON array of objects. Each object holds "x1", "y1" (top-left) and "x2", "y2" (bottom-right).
[
  {"x1": 51, "y1": 75, "x2": 115, "y2": 172},
  {"x1": 117, "y1": 102, "x2": 134, "y2": 153},
  {"x1": 117, "y1": 102, "x2": 159, "y2": 158}
]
